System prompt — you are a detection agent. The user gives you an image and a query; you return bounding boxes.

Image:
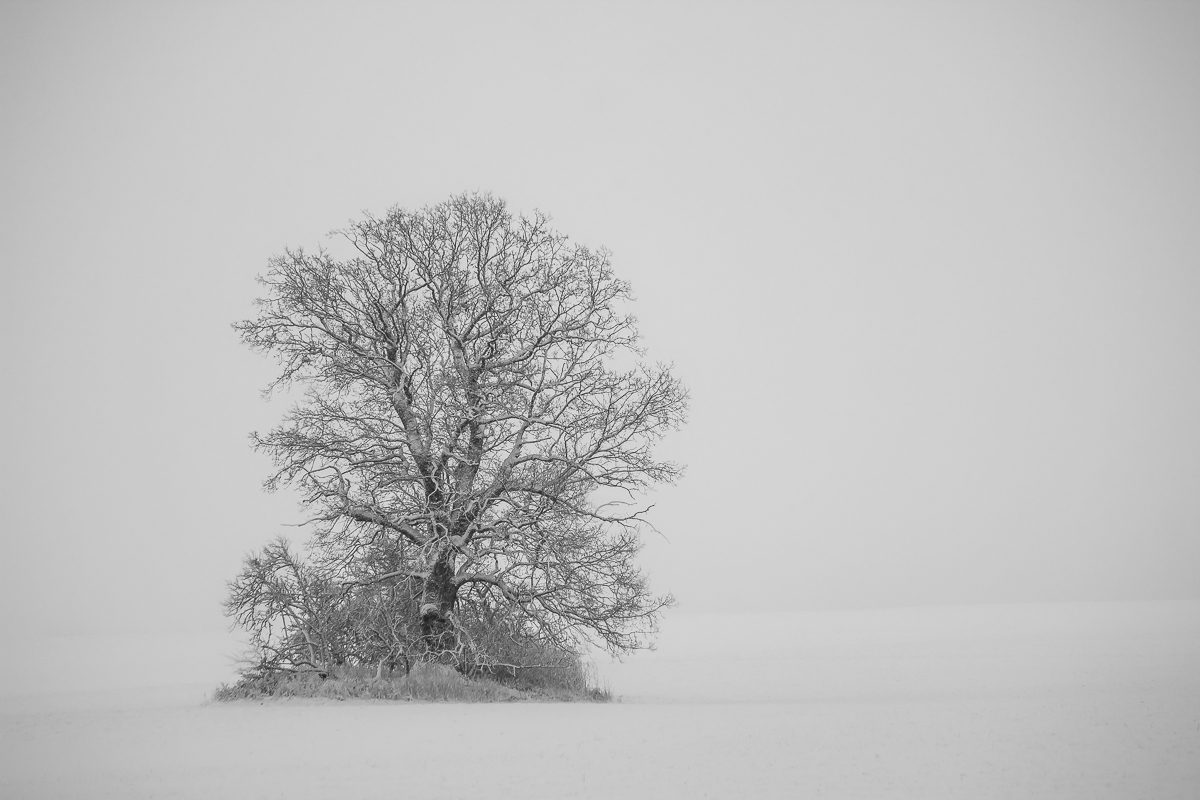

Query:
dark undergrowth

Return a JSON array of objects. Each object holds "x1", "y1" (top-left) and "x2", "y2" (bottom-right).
[{"x1": 212, "y1": 659, "x2": 612, "y2": 703}]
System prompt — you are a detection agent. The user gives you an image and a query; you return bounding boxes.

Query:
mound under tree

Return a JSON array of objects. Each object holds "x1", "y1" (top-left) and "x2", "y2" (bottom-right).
[{"x1": 227, "y1": 193, "x2": 687, "y2": 679}]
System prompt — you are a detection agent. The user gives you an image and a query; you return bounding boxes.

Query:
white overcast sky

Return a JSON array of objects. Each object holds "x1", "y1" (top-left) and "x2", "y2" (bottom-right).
[{"x1": 2, "y1": 1, "x2": 1198, "y2": 639}]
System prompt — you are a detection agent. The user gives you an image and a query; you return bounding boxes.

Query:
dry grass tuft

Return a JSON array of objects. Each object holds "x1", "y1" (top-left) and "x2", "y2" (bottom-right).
[{"x1": 212, "y1": 659, "x2": 611, "y2": 703}]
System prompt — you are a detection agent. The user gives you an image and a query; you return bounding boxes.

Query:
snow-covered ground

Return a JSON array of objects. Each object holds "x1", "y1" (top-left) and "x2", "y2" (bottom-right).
[{"x1": 2, "y1": 601, "x2": 1198, "y2": 798}]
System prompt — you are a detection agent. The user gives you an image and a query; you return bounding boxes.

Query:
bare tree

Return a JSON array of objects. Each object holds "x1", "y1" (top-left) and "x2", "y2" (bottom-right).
[{"x1": 229, "y1": 193, "x2": 687, "y2": 671}]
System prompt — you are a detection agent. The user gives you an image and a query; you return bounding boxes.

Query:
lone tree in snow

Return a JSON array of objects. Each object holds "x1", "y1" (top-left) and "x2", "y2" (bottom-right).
[{"x1": 227, "y1": 193, "x2": 687, "y2": 678}]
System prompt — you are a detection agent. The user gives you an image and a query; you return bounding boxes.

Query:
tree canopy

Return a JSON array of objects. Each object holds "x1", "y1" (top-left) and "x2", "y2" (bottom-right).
[{"x1": 227, "y1": 193, "x2": 687, "y2": 677}]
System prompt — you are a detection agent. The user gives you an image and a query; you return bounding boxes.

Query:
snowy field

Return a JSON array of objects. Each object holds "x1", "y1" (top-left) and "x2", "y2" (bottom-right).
[{"x1": 2, "y1": 601, "x2": 1198, "y2": 798}]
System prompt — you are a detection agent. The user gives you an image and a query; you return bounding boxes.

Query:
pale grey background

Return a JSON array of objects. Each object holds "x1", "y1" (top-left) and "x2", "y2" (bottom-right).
[{"x1": 2, "y1": 1, "x2": 1198, "y2": 662}]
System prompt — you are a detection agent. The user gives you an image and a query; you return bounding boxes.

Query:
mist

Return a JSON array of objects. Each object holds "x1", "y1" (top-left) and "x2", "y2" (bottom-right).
[{"x1": 2, "y1": 1, "x2": 1197, "y2": 640}]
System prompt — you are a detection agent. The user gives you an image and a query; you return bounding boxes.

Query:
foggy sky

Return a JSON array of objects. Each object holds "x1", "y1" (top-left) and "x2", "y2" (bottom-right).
[{"x1": 2, "y1": 1, "x2": 1198, "y2": 640}]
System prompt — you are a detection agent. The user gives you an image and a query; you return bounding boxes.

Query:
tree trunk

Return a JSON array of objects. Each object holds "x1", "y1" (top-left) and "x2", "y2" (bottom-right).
[{"x1": 419, "y1": 549, "x2": 458, "y2": 657}]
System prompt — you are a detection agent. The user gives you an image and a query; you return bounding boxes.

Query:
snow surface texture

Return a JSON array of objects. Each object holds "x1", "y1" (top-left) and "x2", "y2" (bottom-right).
[{"x1": 2, "y1": 602, "x2": 1197, "y2": 798}]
